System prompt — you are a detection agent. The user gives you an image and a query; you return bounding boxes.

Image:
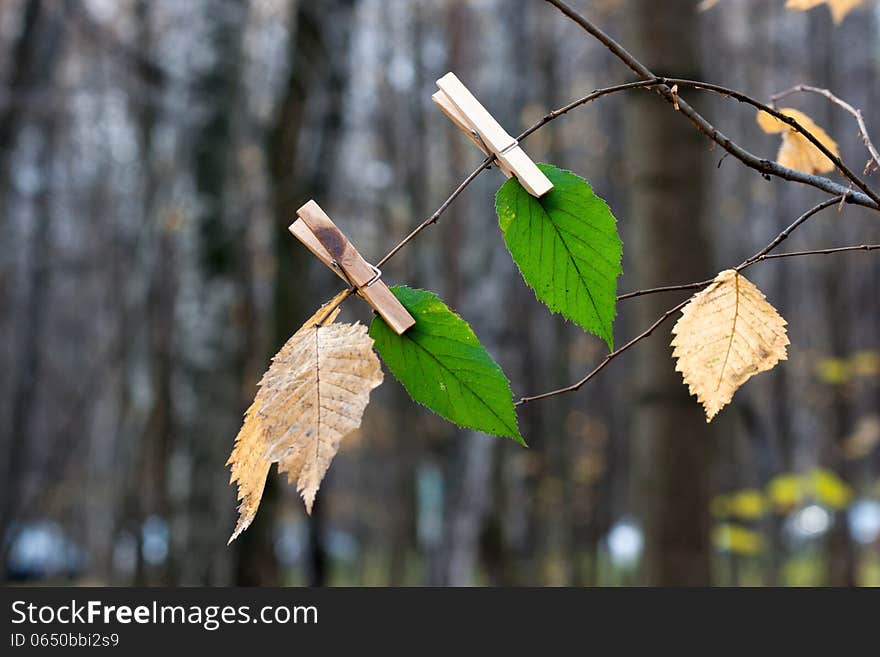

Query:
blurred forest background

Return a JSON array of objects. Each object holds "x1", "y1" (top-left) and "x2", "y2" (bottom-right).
[{"x1": 1, "y1": 0, "x2": 879, "y2": 587}]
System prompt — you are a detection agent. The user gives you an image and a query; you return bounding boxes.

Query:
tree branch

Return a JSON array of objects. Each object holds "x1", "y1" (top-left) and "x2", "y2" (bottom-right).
[
  {"x1": 377, "y1": 154, "x2": 494, "y2": 268},
  {"x1": 515, "y1": 299, "x2": 691, "y2": 405},
  {"x1": 654, "y1": 78, "x2": 876, "y2": 201},
  {"x1": 521, "y1": 194, "x2": 867, "y2": 405},
  {"x1": 737, "y1": 195, "x2": 844, "y2": 268},
  {"x1": 745, "y1": 243, "x2": 878, "y2": 261},
  {"x1": 518, "y1": 242, "x2": 877, "y2": 406},
  {"x1": 619, "y1": 196, "x2": 844, "y2": 300},
  {"x1": 543, "y1": 0, "x2": 880, "y2": 208}
]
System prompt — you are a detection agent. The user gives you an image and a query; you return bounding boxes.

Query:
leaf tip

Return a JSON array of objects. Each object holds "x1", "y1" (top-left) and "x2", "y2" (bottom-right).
[
  {"x1": 301, "y1": 486, "x2": 317, "y2": 515},
  {"x1": 227, "y1": 517, "x2": 250, "y2": 545}
]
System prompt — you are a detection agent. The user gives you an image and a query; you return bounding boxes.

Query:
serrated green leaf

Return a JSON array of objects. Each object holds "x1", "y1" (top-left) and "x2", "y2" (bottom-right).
[
  {"x1": 495, "y1": 163, "x2": 622, "y2": 350},
  {"x1": 369, "y1": 286, "x2": 524, "y2": 444}
]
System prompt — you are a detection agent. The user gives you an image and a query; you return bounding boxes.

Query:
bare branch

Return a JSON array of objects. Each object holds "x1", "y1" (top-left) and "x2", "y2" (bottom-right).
[
  {"x1": 519, "y1": 242, "x2": 878, "y2": 406},
  {"x1": 525, "y1": 194, "x2": 867, "y2": 405},
  {"x1": 746, "y1": 243, "x2": 878, "y2": 261},
  {"x1": 515, "y1": 299, "x2": 691, "y2": 406},
  {"x1": 737, "y1": 195, "x2": 845, "y2": 268},
  {"x1": 377, "y1": 155, "x2": 494, "y2": 268},
  {"x1": 618, "y1": 279, "x2": 712, "y2": 302},
  {"x1": 617, "y1": 184, "x2": 844, "y2": 306},
  {"x1": 655, "y1": 79, "x2": 874, "y2": 199},
  {"x1": 517, "y1": 79, "x2": 662, "y2": 141},
  {"x1": 543, "y1": 0, "x2": 880, "y2": 209}
]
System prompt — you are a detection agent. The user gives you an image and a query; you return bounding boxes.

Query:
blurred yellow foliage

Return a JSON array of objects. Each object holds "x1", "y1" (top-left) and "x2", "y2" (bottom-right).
[
  {"x1": 712, "y1": 524, "x2": 764, "y2": 555},
  {"x1": 816, "y1": 358, "x2": 849, "y2": 384},
  {"x1": 711, "y1": 489, "x2": 767, "y2": 519},
  {"x1": 715, "y1": 468, "x2": 855, "y2": 519},
  {"x1": 767, "y1": 468, "x2": 853, "y2": 511},
  {"x1": 767, "y1": 474, "x2": 801, "y2": 511},
  {"x1": 816, "y1": 350, "x2": 880, "y2": 384},
  {"x1": 811, "y1": 469, "x2": 853, "y2": 510}
]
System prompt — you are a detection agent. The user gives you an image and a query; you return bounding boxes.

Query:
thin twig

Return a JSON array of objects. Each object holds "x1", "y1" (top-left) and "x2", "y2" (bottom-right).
[
  {"x1": 616, "y1": 237, "x2": 870, "y2": 303},
  {"x1": 517, "y1": 79, "x2": 663, "y2": 141},
  {"x1": 737, "y1": 195, "x2": 845, "y2": 268},
  {"x1": 515, "y1": 299, "x2": 691, "y2": 405},
  {"x1": 519, "y1": 242, "x2": 878, "y2": 406},
  {"x1": 770, "y1": 84, "x2": 880, "y2": 174},
  {"x1": 377, "y1": 155, "x2": 494, "y2": 268},
  {"x1": 618, "y1": 196, "x2": 844, "y2": 301},
  {"x1": 617, "y1": 279, "x2": 712, "y2": 301},
  {"x1": 747, "y1": 243, "x2": 878, "y2": 260}
]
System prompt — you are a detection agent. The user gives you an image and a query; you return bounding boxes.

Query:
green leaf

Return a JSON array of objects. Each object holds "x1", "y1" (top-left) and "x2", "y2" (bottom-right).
[
  {"x1": 495, "y1": 163, "x2": 622, "y2": 350},
  {"x1": 369, "y1": 286, "x2": 524, "y2": 444}
]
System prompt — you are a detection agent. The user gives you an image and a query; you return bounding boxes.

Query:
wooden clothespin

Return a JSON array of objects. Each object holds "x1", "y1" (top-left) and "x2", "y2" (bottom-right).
[
  {"x1": 290, "y1": 200, "x2": 416, "y2": 335},
  {"x1": 432, "y1": 72, "x2": 553, "y2": 198}
]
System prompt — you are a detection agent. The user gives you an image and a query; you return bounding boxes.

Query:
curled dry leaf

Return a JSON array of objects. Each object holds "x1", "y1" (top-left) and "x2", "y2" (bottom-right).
[
  {"x1": 671, "y1": 269, "x2": 789, "y2": 421},
  {"x1": 757, "y1": 107, "x2": 839, "y2": 174},
  {"x1": 785, "y1": 0, "x2": 863, "y2": 24},
  {"x1": 227, "y1": 290, "x2": 383, "y2": 542}
]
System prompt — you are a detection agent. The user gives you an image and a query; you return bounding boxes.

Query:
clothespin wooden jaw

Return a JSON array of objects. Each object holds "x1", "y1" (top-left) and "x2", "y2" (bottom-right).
[
  {"x1": 289, "y1": 200, "x2": 416, "y2": 335},
  {"x1": 432, "y1": 72, "x2": 554, "y2": 198}
]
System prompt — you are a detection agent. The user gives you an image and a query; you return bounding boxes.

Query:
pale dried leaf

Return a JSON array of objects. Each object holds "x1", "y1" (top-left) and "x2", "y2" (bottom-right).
[
  {"x1": 843, "y1": 415, "x2": 880, "y2": 460},
  {"x1": 671, "y1": 270, "x2": 789, "y2": 421},
  {"x1": 697, "y1": 0, "x2": 721, "y2": 11},
  {"x1": 785, "y1": 0, "x2": 863, "y2": 24},
  {"x1": 227, "y1": 291, "x2": 383, "y2": 542},
  {"x1": 757, "y1": 107, "x2": 839, "y2": 174}
]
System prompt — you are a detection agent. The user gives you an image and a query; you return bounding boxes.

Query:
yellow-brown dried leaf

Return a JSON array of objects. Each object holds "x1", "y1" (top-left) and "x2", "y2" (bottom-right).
[
  {"x1": 671, "y1": 270, "x2": 789, "y2": 421},
  {"x1": 227, "y1": 291, "x2": 383, "y2": 542},
  {"x1": 757, "y1": 107, "x2": 839, "y2": 174}
]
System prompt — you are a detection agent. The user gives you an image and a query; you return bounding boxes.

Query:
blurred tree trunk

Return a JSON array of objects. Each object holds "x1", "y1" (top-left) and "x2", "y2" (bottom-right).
[
  {"x1": 431, "y1": 0, "x2": 501, "y2": 587},
  {"x1": 823, "y1": 272, "x2": 856, "y2": 587},
  {"x1": 380, "y1": 3, "x2": 425, "y2": 586},
  {"x1": 125, "y1": 0, "x2": 175, "y2": 586},
  {"x1": 0, "y1": 0, "x2": 51, "y2": 213},
  {"x1": 0, "y1": 0, "x2": 66, "y2": 572},
  {"x1": 625, "y1": 0, "x2": 714, "y2": 586},
  {"x1": 255, "y1": 0, "x2": 356, "y2": 587},
  {"x1": 807, "y1": 11, "x2": 857, "y2": 589},
  {"x1": 181, "y1": 0, "x2": 252, "y2": 585}
]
